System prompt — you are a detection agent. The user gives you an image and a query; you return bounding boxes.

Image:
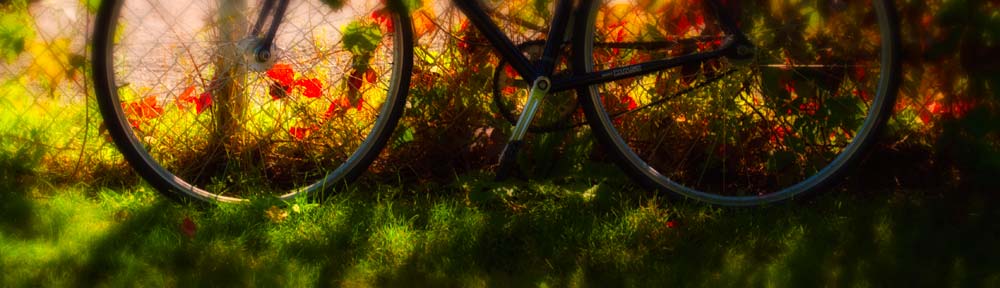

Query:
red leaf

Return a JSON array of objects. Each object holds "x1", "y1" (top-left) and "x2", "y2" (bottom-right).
[
  {"x1": 176, "y1": 86, "x2": 196, "y2": 109},
  {"x1": 181, "y1": 217, "x2": 197, "y2": 239},
  {"x1": 769, "y1": 126, "x2": 790, "y2": 143},
  {"x1": 853, "y1": 66, "x2": 867, "y2": 81},
  {"x1": 141, "y1": 97, "x2": 164, "y2": 118},
  {"x1": 783, "y1": 81, "x2": 796, "y2": 95},
  {"x1": 459, "y1": 19, "x2": 471, "y2": 32},
  {"x1": 289, "y1": 126, "x2": 310, "y2": 140},
  {"x1": 799, "y1": 101, "x2": 818, "y2": 116},
  {"x1": 372, "y1": 9, "x2": 394, "y2": 32},
  {"x1": 676, "y1": 15, "x2": 691, "y2": 34},
  {"x1": 122, "y1": 96, "x2": 164, "y2": 129},
  {"x1": 325, "y1": 97, "x2": 352, "y2": 118},
  {"x1": 348, "y1": 69, "x2": 364, "y2": 96},
  {"x1": 266, "y1": 63, "x2": 296, "y2": 87},
  {"x1": 666, "y1": 220, "x2": 677, "y2": 228},
  {"x1": 196, "y1": 92, "x2": 212, "y2": 114},
  {"x1": 458, "y1": 35, "x2": 471, "y2": 51},
  {"x1": 623, "y1": 95, "x2": 638, "y2": 110},
  {"x1": 355, "y1": 97, "x2": 365, "y2": 110},
  {"x1": 852, "y1": 89, "x2": 872, "y2": 101},
  {"x1": 339, "y1": 97, "x2": 352, "y2": 110},
  {"x1": 295, "y1": 78, "x2": 323, "y2": 98},
  {"x1": 365, "y1": 69, "x2": 377, "y2": 84},
  {"x1": 127, "y1": 119, "x2": 141, "y2": 129},
  {"x1": 502, "y1": 86, "x2": 516, "y2": 95},
  {"x1": 504, "y1": 65, "x2": 518, "y2": 79},
  {"x1": 919, "y1": 111, "x2": 932, "y2": 124}
]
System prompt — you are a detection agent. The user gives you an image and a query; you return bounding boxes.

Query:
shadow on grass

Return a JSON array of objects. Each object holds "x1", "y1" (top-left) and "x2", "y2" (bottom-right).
[
  {"x1": 60, "y1": 196, "x2": 309, "y2": 287},
  {"x1": 0, "y1": 131, "x2": 45, "y2": 239},
  {"x1": 4, "y1": 158, "x2": 1000, "y2": 286},
  {"x1": 315, "y1": 169, "x2": 1000, "y2": 286}
]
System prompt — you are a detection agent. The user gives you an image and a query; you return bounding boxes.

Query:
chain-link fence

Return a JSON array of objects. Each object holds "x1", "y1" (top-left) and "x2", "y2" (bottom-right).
[
  {"x1": 0, "y1": 0, "x2": 592, "y2": 188},
  {"x1": 0, "y1": 0, "x2": 126, "y2": 187}
]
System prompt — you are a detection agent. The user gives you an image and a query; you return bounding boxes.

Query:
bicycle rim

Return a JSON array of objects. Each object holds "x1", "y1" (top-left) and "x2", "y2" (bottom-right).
[
  {"x1": 93, "y1": 0, "x2": 413, "y2": 203},
  {"x1": 576, "y1": 0, "x2": 900, "y2": 206}
]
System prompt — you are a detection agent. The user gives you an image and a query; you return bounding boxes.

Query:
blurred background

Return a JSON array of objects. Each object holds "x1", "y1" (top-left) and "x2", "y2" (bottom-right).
[{"x1": 1, "y1": 0, "x2": 997, "y2": 191}]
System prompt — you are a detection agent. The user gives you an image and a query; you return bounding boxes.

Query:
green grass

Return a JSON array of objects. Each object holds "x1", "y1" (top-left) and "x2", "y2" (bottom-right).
[
  {"x1": 2, "y1": 1, "x2": 999, "y2": 286},
  {"x1": 2, "y1": 166, "x2": 999, "y2": 287}
]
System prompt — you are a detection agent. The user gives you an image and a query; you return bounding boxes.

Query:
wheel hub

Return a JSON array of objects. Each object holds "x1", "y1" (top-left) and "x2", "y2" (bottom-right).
[{"x1": 237, "y1": 37, "x2": 279, "y2": 72}]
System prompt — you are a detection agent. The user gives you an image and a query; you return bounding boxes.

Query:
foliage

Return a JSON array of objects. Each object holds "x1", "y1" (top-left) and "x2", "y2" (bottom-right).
[
  {"x1": 0, "y1": 0, "x2": 35, "y2": 63},
  {"x1": 890, "y1": 0, "x2": 1000, "y2": 185},
  {"x1": 81, "y1": 0, "x2": 100, "y2": 13}
]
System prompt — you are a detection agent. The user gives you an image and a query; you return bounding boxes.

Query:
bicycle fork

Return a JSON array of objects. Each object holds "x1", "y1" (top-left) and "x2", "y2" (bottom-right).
[
  {"x1": 495, "y1": 76, "x2": 552, "y2": 180},
  {"x1": 237, "y1": 0, "x2": 290, "y2": 71}
]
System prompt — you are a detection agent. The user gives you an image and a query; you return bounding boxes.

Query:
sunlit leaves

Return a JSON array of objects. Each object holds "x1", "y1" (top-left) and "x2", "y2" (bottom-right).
[
  {"x1": 26, "y1": 38, "x2": 77, "y2": 88},
  {"x1": 174, "y1": 86, "x2": 196, "y2": 109},
  {"x1": 195, "y1": 92, "x2": 213, "y2": 114},
  {"x1": 265, "y1": 64, "x2": 325, "y2": 99},
  {"x1": 0, "y1": 6, "x2": 34, "y2": 63},
  {"x1": 175, "y1": 86, "x2": 212, "y2": 114},
  {"x1": 343, "y1": 21, "x2": 382, "y2": 57},
  {"x1": 394, "y1": 126, "x2": 415, "y2": 148},
  {"x1": 288, "y1": 126, "x2": 313, "y2": 140},
  {"x1": 266, "y1": 63, "x2": 295, "y2": 88},
  {"x1": 318, "y1": 0, "x2": 344, "y2": 10},
  {"x1": 295, "y1": 78, "x2": 323, "y2": 98},
  {"x1": 122, "y1": 97, "x2": 163, "y2": 129},
  {"x1": 372, "y1": 8, "x2": 396, "y2": 34},
  {"x1": 81, "y1": 0, "x2": 100, "y2": 13}
]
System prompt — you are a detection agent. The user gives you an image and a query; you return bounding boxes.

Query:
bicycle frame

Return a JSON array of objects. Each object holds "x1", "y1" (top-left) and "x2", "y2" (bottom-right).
[
  {"x1": 249, "y1": 0, "x2": 291, "y2": 62},
  {"x1": 247, "y1": 0, "x2": 756, "y2": 179},
  {"x1": 453, "y1": 0, "x2": 752, "y2": 93}
]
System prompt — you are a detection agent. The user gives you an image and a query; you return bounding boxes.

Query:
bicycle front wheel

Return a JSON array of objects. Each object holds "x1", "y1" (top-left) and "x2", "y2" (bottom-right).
[
  {"x1": 93, "y1": 0, "x2": 413, "y2": 203},
  {"x1": 575, "y1": 0, "x2": 900, "y2": 206}
]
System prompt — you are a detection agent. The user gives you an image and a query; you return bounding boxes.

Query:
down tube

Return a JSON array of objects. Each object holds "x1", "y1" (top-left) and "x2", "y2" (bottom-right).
[{"x1": 452, "y1": 0, "x2": 541, "y2": 82}]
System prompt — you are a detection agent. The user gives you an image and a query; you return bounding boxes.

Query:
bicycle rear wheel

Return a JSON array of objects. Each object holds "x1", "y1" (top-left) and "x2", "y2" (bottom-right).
[
  {"x1": 93, "y1": 0, "x2": 413, "y2": 203},
  {"x1": 575, "y1": 0, "x2": 900, "y2": 206}
]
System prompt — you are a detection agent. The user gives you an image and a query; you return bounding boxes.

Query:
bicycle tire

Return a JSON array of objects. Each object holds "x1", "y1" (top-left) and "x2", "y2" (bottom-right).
[
  {"x1": 93, "y1": 0, "x2": 413, "y2": 203},
  {"x1": 574, "y1": 0, "x2": 901, "y2": 206}
]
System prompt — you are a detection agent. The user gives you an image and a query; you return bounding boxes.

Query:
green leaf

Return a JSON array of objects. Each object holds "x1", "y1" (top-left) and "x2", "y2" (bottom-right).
[
  {"x1": 319, "y1": 0, "x2": 344, "y2": 10},
  {"x1": 342, "y1": 21, "x2": 382, "y2": 57},
  {"x1": 81, "y1": 0, "x2": 101, "y2": 14},
  {"x1": 533, "y1": 0, "x2": 551, "y2": 19},
  {"x1": 0, "y1": 8, "x2": 35, "y2": 63},
  {"x1": 394, "y1": 126, "x2": 415, "y2": 148}
]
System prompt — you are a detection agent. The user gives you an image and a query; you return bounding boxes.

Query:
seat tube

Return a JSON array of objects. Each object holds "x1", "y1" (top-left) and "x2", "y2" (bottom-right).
[
  {"x1": 538, "y1": 0, "x2": 574, "y2": 76},
  {"x1": 454, "y1": 0, "x2": 542, "y2": 82}
]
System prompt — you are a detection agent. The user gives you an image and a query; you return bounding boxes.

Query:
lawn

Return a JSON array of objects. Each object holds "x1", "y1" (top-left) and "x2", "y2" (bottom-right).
[
  {"x1": 2, "y1": 160, "x2": 999, "y2": 287},
  {"x1": 2, "y1": 0, "x2": 999, "y2": 286}
]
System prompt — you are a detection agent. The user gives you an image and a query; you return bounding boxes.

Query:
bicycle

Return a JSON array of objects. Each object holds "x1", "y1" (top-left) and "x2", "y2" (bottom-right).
[{"x1": 92, "y1": 0, "x2": 900, "y2": 206}]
